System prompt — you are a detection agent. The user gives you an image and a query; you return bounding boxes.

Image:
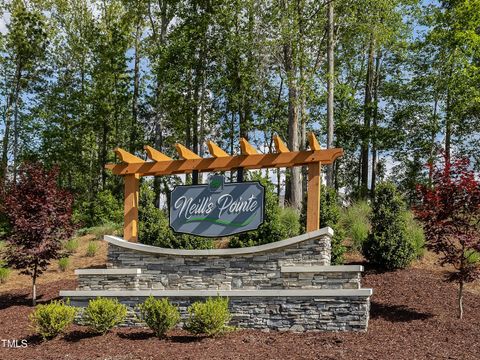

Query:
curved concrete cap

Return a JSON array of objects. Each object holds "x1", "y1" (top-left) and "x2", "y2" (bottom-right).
[{"x1": 104, "y1": 227, "x2": 334, "y2": 257}]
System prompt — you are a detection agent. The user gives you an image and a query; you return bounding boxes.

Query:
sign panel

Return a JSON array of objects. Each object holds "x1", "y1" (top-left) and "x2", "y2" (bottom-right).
[{"x1": 169, "y1": 175, "x2": 264, "y2": 237}]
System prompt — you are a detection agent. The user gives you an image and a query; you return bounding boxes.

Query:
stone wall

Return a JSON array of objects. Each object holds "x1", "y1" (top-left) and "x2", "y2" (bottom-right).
[
  {"x1": 60, "y1": 228, "x2": 373, "y2": 332},
  {"x1": 69, "y1": 293, "x2": 370, "y2": 332},
  {"x1": 106, "y1": 230, "x2": 332, "y2": 291}
]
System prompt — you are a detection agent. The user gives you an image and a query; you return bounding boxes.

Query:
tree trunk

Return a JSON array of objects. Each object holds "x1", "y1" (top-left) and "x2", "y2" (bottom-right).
[
  {"x1": 445, "y1": 88, "x2": 451, "y2": 161},
  {"x1": 32, "y1": 261, "x2": 38, "y2": 306},
  {"x1": 370, "y1": 50, "x2": 382, "y2": 197},
  {"x1": 428, "y1": 98, "x2": 438, "y2": 187},
  {"x1": 130, "y1": 20, "x2": 141, "y2": 152},
  {"x1": 284, "y1": 40, "x2": 302, "y2": 211},
  {"x1": 360, "y1": 34, "x2": 375, "y2": 198},
  {"x1": 458, "y1": 281, "x2": 464, "y2": 319},
  {"x1": 326, "y1": 0, "x2": 335, "y2": 188}
]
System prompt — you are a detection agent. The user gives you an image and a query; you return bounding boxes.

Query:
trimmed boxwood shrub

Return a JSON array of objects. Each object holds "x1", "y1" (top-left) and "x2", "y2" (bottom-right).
[
  {"x1": 83, "y1": 297, "x2": 127, "y2": 334},
  {"x1": 363, "y1": 182, "x2": 416, "y2": 270},
  {"x1": 29, "y1": 300, "x2": 77, "y2": 340},
  {"x1": 138, "y1": 296, "x2": 180, "y2": 338},
  {"x1": 184, "y1": 297, "x2": 232, "y2": 336}
]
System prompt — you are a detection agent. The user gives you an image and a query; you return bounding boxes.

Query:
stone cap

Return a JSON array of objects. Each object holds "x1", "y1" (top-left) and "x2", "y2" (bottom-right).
[
  {"x1": 104, "y1": 227, "x2": 334, "y2": 257},
  {"x1": 75, "y1": 268, "x2": 142, "y2": 275},
  {"x1": 281, "y1": 265, "x2": 364, "y2": 273},
  {"x1": 60, "y1": 287, "x2": 372, "y2": 298}
]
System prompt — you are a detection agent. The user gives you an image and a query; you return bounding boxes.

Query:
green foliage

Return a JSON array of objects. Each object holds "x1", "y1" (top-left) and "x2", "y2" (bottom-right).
[
  {"x1": 86, "y1": 241, "x2": 98, "y2": 257},
  {"x1": 138, "y1": 296, "x2": 180, "y2": 338},
  {"x1": 403, "y1": 211, "x2": 425, "y2": 259},
  {"x1": 91, "y1": 190, "x2": 123, "y2": 226},
  {"x1": 184, "y1": 297, "x2": 232, "y2": 337},
  {"x1": 82, "y1": 297, "x2": 128, "y2": 334},
  {"x1": 363, "y1": 182, "x2": 416, "y2": 270},
  {"x1": 29, "y1": 300, "x2": 77, "y2": 340},
  {"x1": 0, "y1": 267, "x2": 11, "y2": 284},
  {"x1": 319, "y1": 187, "x2": 346, "y2": 265},
  {"x1": 64, "y1": 239, "x2": 79, "y2": 253},
  {"x1": 138, "y1": 181, "x2": 213, "y2": 249},
  {"x1": 90, "y1": 223, "x2": 123, "y2": 240},
  {"x1": 340, "y1": 201, "x2": 371, "y2": 250},
  {"x1": 58, "y1": 257, "x2": 69, "y2": 272},
  {"x1": 465, "y1": 250, "x2": 480, "y2": 265},
  {"x1": 229, "y1": 175, "x2": 300, "y2": 248}
]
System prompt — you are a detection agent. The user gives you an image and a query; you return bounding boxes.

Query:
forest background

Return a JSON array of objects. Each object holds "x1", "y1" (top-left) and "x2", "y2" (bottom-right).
[{"x1": 0, "y1": 0, "x2": 478, "y2": 231}]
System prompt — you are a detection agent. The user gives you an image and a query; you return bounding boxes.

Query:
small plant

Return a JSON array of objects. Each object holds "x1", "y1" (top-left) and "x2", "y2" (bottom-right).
[
  {"x1": 58, "y1": 257, "x2": 69, "y2": 272},
  {"x1": 0, "y1": 267, "x2": 11, "y2": 284},
  {"x1": 403, "y1": 211, "x2": 425, "y2": 259},
  {"x1": 29, "y1": 300, "x2": 77, "y2": 340},
  {"x1": 184, "y1": 297, "x2": 232, "y2": 336},
  {"x1": 341, "y1": 200, "x2": 371, "y2": 250},
  {"x1": 86, "y1": 241, "x2": 98, "y2": 257},
  {"x1": 64, "y1": 239, "x2": 79, "y2": 253},
  {"x1": 138, "y1": 296, "x2": 180, "y2": 338},
  {"x1": 83, "y1": 297, "x2": 128, "y2": 334}
]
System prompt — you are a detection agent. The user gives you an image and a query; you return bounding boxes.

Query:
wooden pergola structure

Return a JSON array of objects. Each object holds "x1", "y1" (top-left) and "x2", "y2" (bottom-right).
[{"x1": 106, "y1": 132, "x2": 343, "y2": 242}]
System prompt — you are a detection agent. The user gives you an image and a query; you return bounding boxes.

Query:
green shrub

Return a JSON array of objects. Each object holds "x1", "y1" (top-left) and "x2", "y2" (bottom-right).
[
  {"x1": 58, "y1": 257, "x2": 69, "y2": 272},
  {"x1": 340, "y1": 201, "x2": 371, "y2": 250},
  {"x1": 363, "y1": 182, "x2": 416, "y2": 270},
  {"x1": 229, "y1": 174, "x2": 300, "y2": 248},
  {"x1": 0, "y1": 267, "x2": 11, "y2": 284},
  {"x1": 83, "y1": 297, "x2": 128, "y2": 334},
  {"x1": 403, "y1": 211, "x2": 425, "y2": 259},
  {"x1": 138, "y1": 296, "x2": 180, "y2": 338},
  {"x1": 29, "y1": 300, "x2": 77, "y2": 340},
  {"x1": 138, "y1": 180, "x2": 213, "y2": 249},
  {"x1": 64, "y1": 239, "x2": 79, "y2": 253},
  {"x1": 278, "y1": 207, "x2": 301, "y2": 239},
  {"x1": 91, "y1": 190, "x2": 123, "y2": 226},
  {"x1": 73, "y1": 189, "x2": 123, "y2": 227},
  {"x1": 86, "y1": 241, "x2": 98, "y2": 257},
  {"x1": 319, "y1": 187, "x2": 346, "y2": 265},
  {"x1": 184, "y1": 297, "x2": 232, "y2": 336},
  {"x1": 466, "y1": 249, "x2": 480, "y2": 265}
]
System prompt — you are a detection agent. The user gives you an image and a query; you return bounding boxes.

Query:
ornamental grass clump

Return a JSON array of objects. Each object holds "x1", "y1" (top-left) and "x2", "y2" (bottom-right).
[
  {"x1": 86, "y1": 241, "x2": 98, "y2": 257},
  {"x1": 184, "y1": 297, "x2": 232, "y2": 337},
  {"x1": 58, "y1": 257, "x2": 69, "y2": 272},
  {"x1": 64, "y1": 238, "x2": 79, "y2": 253},
  {"x1": 83, "y1": 297, "x2": 127, "y2": 334},
  {"x1": 138, "y1": 296, "x2": 180, "y2": 338},
  {"x1": 0, "y1": 266, "x2": 11, "y2": 284},
  {"x1": 29, "y1": 300, "x2": 77, "y2": 340}
]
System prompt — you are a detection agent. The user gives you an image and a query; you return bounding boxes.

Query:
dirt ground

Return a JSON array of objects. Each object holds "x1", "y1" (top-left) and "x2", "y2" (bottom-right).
[{"x1": 0, "y1": 249, "x2": 479, "y2": 360}]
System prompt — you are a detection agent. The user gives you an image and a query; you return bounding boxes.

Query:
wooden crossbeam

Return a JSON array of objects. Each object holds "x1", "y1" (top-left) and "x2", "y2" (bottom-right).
[
  {"x1": 106, "y1": 148, "x2": 343, "y2": 176},
  {"x1": 114, "y1": 148, "x2": 145, "y2": 164},
  {"x1": 175, "y1": 144, "x2": 202, "y2": 160},
  {"x1": 308, "y1": 132, "x2": 321, "y2": 151},
  {"x1": 144, "y1": 145, "x2": 172, "y2": 162},
  {"x1": 240, "y1": 138, "x2": 258, "y2": 155},
  {"x1": 273, "y1": 135, "x2": 289, "y2": 153},
  {"x1": 207, "y1": 141, "x2": 229, "y2": 158}
]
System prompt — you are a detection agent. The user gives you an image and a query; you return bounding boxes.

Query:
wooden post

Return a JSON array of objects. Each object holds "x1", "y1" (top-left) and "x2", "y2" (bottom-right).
[
  {"x1": 306, "y1": 162, "x2": 321, "y2": 232},
  {"x1": 124, "y1": 174, "x2": 140, "y2": 242}
]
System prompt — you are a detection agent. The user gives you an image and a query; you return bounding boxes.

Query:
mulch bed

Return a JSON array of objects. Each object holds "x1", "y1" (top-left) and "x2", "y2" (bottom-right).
[{"x1": 0, "y1": 266, "x2": 479, "y2": 360}]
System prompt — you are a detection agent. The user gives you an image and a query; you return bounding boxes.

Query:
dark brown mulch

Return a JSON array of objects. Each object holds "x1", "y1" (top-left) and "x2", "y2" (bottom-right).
[{"x1": 0, "y1": 267, "x2": 479, "y2": 360}]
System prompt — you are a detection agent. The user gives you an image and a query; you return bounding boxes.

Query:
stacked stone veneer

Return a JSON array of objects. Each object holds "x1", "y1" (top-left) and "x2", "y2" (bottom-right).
[{"x1": 60, "y1": 227, "x2": 373, "y2": 332}]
